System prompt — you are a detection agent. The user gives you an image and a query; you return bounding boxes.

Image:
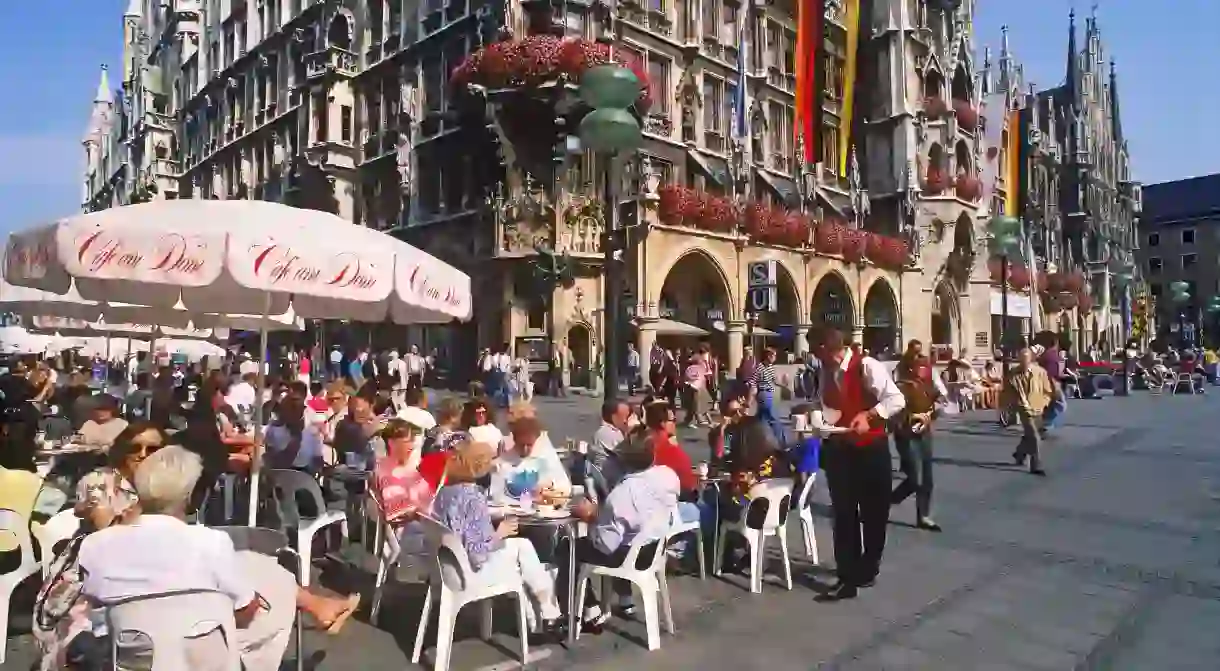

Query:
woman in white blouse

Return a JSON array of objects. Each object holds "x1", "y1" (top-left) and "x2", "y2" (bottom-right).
[
  {"x1": 461, "y1": 396, "x2": 504, "y2": 446},
  {"x1": 493, "y1": 414, "x2": 571, "y2": 501}
]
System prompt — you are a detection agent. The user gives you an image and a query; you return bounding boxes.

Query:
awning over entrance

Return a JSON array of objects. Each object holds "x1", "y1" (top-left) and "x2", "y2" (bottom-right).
[
  {"x1": 712, "y1": 322, "x2": 781, "y2": 337},
  {"x1": 756, "y1": 170, "x2": 801, "y2": 208},
  {"x1": 636, "y1": 318, "x2": 709, "y2": 337},
  {"x1": 687, "y1": 150, "x2": 730, "y2": 189},
  {"x1": 989, "y1": 290, "x2": 1032, "y2": 318}
]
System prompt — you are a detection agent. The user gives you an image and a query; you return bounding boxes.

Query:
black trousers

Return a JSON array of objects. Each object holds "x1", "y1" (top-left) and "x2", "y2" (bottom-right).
[
  {"x1": 891, "y1": 430, "x2": 935, "y2": 519},
  {"x1": 821, "y1": 434, "x2": 893, "y2": 586}
]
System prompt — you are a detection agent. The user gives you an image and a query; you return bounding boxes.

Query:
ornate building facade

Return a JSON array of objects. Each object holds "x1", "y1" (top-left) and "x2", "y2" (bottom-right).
[{"x1": 80, "y1": 1, "x2": 1138, "y2": 381}]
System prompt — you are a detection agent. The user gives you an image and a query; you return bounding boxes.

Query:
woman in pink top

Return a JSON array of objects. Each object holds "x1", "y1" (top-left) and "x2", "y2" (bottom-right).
[{"x1": 373, "y1": 419, "x2": 437, "y2": 525}]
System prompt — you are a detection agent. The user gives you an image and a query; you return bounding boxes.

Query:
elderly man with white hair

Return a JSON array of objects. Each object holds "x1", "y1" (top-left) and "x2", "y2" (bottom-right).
[{"x1": 76, "y1": 446, "x2": 359, "y2": 670}]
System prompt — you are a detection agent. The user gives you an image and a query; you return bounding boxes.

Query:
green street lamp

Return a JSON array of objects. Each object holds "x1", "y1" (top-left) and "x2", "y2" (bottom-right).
[
  {"x1": 578, "y1": 59, "x2": 644, "y2": 397},
  {"x1": 985, "y1": 215, "x2": 1022, "y2": 355}
]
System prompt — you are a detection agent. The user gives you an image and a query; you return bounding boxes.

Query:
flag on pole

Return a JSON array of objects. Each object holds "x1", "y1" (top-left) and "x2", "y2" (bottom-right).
[
  {"x1": 794, "y1": 0, "x2": 826, "y2": 164},
  {"x1": 732, "y1": 13, "x2": 749, "y2": 139},
  {"x1": 838, "y1": 0, "x2": 862, "y2": 175}
]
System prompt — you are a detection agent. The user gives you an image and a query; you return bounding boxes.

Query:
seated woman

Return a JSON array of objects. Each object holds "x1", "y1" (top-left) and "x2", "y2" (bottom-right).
[
  {"x1": 333, "y1": 391, "x2": 387, "y2": 469},
  {"x1": 430, "y1": 439, "x2": 564, "y2": 637},
  {"x1": 37, "y1": 444, "x2": 360, "y2": 671},
  {"x1": 422, "y1": 396, "x2": 469, "y2": 455},
  {"x1": 263, "y1": 394, "x2": 325, "y2": 473},
  {"x1": 77, "y1": 395, "x2": 129, "y2": 450},
  {"x1": 716, "y1": 417, "x2": 793, "y2": 573},
  {"x1": 493, "y1": 415, "x2": 571, "y2": 502},
  {"x1": 371, "y1": 419, "x2": 445, "y2": 565},
  {"x1": 462, "y1": 396, "x2": 503, "y2": 447}
]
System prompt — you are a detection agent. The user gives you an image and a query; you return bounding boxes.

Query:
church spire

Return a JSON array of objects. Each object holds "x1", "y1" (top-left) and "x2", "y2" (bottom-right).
[
  {"x1": 1109, "y1": 60, "x2": 1123, "y2": 145},
  {"x1": 93, "y1": 64, "x2": 112, "y2": 104},
  {"x1": 1064, "y1": 9, "x2": 1079, "y2": 110}
]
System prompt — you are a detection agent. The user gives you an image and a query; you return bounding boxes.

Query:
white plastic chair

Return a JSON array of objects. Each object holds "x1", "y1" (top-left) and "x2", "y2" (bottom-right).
[
  {"x1": 574, "y1": 537, "x2": 673, "y2": 650},
  {"x1": 0, "y1": 508, "x2": 40, "y2": 664},
  {"x1": 265, "y1": 468, "x2": 349, "y2": 586},
  {"x1": 104, "y1": 589, "x2": 242, "y2": 671},
  {"x1": 32, "y1": 508, "x2": 81, "y2": 577},
  {"x1": 791, "y1": 473, "x2": 820, "y2": 563},
  {"x1": 665, "y1": 504, "x2": 706, "y2": 579},
  {"x1": 412, "y1": 515, "x2": 530, "y2": 671},
  {"x1": 713, "y1": 479, "x2": 794, "y2": 594},
  {"x1": 1175, "y1": 371, "x2": 1199, "y2": 395},
  {"x1": 368, "y1": 505, "x2": 430, "y2": 626}
]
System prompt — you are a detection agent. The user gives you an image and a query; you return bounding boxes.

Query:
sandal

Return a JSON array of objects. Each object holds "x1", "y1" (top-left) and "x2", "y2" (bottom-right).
[{"x1": 319, "y1": 593, "x2": 361, "y2": 635}]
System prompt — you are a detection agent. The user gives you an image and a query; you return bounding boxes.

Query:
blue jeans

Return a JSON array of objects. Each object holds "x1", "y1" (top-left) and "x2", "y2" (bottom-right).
[
  {"x1": 1042, "y1": 393, "x2": 1067, "y2": 430},
  {"x1": 492, "y1": 371, "x2": 510, "y2": 407},
  {"x1": 756, "y1": 390, "x2": 787, "y2": 447}
]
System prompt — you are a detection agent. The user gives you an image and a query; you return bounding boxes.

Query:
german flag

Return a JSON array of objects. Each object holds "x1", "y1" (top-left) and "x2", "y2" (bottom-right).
[{"x1": 794, "y1": 0, "x2": 826, "y2": 165}]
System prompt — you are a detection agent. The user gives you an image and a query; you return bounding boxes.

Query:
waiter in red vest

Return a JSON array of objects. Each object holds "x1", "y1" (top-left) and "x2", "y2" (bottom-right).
[{"x1": 813, "y1": 328, "x2": 906, "y2": 602}]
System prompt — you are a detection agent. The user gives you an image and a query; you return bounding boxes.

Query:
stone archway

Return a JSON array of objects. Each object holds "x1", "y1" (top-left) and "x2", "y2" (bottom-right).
[
  {"x1": 931, "y1": 281, "x2": 959, "y2": 357},
  {"x1": 566, "y1": 323, "x2": 593, "y2": 389},
  {"x1": 862, "y1": 280, "x2": 900, "y2": 356},
  {"x1": 810, "y1": 272, "x2": 854, "y2": 341},
  {"x1": 755, "y1": 261, "x2": 802, "y2": 355},
  {"x1": 656, "y1": 249, "x2": 734, "y2": 357}
]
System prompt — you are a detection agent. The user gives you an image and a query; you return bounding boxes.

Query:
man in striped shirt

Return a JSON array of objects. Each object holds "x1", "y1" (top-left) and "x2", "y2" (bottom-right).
[{"x1": 747, "y1": 347, "x2": 785, "y2": 445}]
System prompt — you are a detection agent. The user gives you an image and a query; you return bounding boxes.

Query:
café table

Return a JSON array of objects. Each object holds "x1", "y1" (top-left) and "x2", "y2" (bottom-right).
[{"x1": 490, "y1": 504, "x2": 580, "y2": 646}]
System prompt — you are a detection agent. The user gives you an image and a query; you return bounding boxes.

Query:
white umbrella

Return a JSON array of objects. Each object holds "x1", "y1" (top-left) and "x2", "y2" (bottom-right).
[
  {"x1": 0, "y1": 326, "x2": 71, "y2": 355},
  {"x1": 5, "y1": 200, "x2": 473, "y2": 524}
]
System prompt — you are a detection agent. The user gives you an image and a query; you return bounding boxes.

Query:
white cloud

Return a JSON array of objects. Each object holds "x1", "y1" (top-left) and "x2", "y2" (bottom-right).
[{"x1": 0, "y1": 135, "x2": 84, "y2": 187}]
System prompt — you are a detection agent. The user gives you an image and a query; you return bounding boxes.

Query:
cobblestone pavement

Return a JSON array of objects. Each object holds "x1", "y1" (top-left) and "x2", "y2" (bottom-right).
[{"x1": 6, "y1": 391, "x2": 1220, "y2": 670}]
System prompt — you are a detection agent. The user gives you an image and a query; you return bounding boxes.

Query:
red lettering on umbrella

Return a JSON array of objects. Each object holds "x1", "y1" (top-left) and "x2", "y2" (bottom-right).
[
  {"x1": 407, "y1": 265, "x2": 463, "y2": 308},
  {"x1": 326, "y1": 253, "x2": 378, "y2": 290},
  {"x1": 149, "y1": 234, "x2": 207, "y2": 275},
  {"x1": 8, "y1": 243, "x2": 50, "y2": 275},
  {"x1": 251, "y1": 243, "x2": 323, "y2": 285},
  {"x1": 76, "y1": 231, "x2": 145, "y2": 273}
]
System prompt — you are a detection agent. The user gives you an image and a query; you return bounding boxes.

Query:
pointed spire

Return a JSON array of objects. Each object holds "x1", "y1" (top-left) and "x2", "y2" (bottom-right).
[
  {"x1": 1064, "y1": 9, "x2": 1079, "y2": 110},
  {"x1": 94, "y1": 65, "x2": 112, "y2": 104},
  {"x1": 1109, "y1": 60, "x2": 1124, "y2": 145},
  {"x1": 997, "y1": 25, "x2": 1012, "y2": 96},
  {"x1": 125, "y1": 0, "x2": 141, "y2": 17}
]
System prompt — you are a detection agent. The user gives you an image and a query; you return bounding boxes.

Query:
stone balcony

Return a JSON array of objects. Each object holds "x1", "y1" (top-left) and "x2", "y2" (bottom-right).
[{"x1": 306, "y1": 47, "x2": 358, "y2": 80}]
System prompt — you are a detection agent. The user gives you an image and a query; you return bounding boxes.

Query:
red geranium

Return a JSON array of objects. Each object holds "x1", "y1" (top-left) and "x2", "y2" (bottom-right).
[
  {"x1": 451, "y1": 36, "x2": 652, "y2": 110},
  {"x1": 842, "y1": 228, "x2": 868, "y2": 263},
  {"x1": 700, "y1": 195, "x2": 738, "y2": 232},
  {"x1": 815, "y1": 220, "x2": 846, "y2": 254}
]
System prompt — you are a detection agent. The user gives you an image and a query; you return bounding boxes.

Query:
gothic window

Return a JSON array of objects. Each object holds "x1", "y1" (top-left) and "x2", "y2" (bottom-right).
[
  {"x1": 328, "y1": 13, "x2": 353, "y2": 50},
  {"x1": 954, "y1": 140, "x2": 971, "y2": 174}
]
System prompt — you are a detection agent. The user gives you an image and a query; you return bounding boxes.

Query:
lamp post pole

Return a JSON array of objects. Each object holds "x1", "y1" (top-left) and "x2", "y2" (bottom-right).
[{"x1": 987, "y1": 215, "x2": 1021, "y2": 359}]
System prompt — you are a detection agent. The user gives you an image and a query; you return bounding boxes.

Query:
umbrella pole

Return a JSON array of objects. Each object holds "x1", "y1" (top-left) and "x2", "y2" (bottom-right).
[{"x1": 247, "y1": 291, "x2": 272, "y2": 527}]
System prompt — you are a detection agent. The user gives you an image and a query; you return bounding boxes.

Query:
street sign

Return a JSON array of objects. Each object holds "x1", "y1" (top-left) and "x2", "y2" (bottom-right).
[
  {"x1": 747, "y1": 260, "x2": 777, "y2": 313},
  {"x1": 747, "y1": 260, "x2": 777, "y2": 287},
  {"x1": 747, "y1": 286, "x2": 777, "y2": 313}
]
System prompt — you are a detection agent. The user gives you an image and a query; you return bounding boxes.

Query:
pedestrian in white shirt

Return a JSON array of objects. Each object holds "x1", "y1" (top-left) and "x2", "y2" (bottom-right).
[
  {"x1": 238, "y1": 353, "x2": 259, "y2": 377},
  {"x1": 226, "y1": 372, "x2": 258, "y2": 418},
  {"x1": 387, "y1": 349, "x2": 409, "y2": 411},
  {"x1": 404, "y1": 345, "x2": 427, "y2": 391}
]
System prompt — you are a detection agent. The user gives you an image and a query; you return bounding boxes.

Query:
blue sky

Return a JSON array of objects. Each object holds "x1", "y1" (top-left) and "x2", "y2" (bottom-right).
[{"x1": 0, "y1": 1, "x2": 1215, "y2": 232}]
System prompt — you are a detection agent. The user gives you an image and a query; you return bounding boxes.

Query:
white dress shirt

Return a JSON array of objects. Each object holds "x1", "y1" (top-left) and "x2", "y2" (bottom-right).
[
  {"x1": 814, "y1": 349, "x2": 906, "y2": 420},
  {"x1": 226, "y1": 381, "x2": 257, "y2": 411},
  {"x1": 591, "y1": 465, "x2": 679, "y2": 555},
  {"x1": 78, "y1": 515, "x2": 256, "y2": 608}
]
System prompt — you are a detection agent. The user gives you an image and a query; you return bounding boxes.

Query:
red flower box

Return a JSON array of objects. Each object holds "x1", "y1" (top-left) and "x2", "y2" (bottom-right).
[
  {"x1": 842, "y1": 228, "x2": 868, "y2": 263},
  {"x1": 1077, "y1": 293, "x2": 1094, "y2": 311},
  {"x1": 451, "y1": 36, "x2": 653, "y2": 110},
  {"x1": 815, "y1": 220, "x2": 846, "y2": 254},
  {"x1": 1064, "y1": 270, "x2": 1085, "y2": 293},
  {"x1": 953, "y1": 99, "x2": 979, "y2": 132},
  {"x1": 870, "y1": 235, "x2": 910, "y2": 270},
  {"x1": 1009, "y1": 264, "x2": 1031, "y2": 290},
  {"x1": 988, "y1": 257, "x2": 1006, "y2": 283},
  {"x1": 1044, "y1": 272, "x2": 1066, "y2": 294},
  {"x1": 924, "y1": 168, "x2": 949, "y2": 195},
  {"x1": 699, "y1": 195, "x2": 738, "y2": 233},
  {"x1": 955, "y1": 173, "x2": 981, "y2": 201}
]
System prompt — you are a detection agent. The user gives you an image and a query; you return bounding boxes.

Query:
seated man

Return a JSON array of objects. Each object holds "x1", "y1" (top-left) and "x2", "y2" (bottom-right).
[
  {"x1": 563, "y1": 429, "x2": 680, "y2": 631},
  {"x1": 76, "y1": 446, "x2": 358, "y2": 671},
  {"x1": 78, "y1": 395, "x2": 129, "y2": 449}
]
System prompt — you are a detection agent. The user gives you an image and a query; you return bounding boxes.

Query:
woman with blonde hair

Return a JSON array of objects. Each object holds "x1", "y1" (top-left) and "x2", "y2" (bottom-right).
[{"x1": 430, "y1": 439, "x2": 564, "y2": 638}]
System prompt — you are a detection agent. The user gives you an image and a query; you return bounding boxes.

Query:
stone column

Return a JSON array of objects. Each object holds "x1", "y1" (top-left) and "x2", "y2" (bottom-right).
[
  {"x1": 726, "y1": 320, "x2": 747, "y2": 372},
  {"x1": 793, "y1": 324, "x2": 812, "y2": 357},
  {"x1": 636, "y1": 319, "x2": 658, "y2": 370},
  {"x1": 850, "y1": 324, "x2": 865, "y2": 345}
]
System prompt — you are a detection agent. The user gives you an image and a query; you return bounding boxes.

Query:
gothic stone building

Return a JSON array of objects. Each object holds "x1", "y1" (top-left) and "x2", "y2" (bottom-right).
[{"x1": 85, "y1": 0, "x2": 1115, "y2": 380}]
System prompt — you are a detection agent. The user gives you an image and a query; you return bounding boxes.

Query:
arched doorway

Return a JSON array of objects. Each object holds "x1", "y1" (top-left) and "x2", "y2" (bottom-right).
[
  {"x1": 655, "y1": 250, "x2": 733, "y2": 360},
  {"x1": 810, "y1": 272, "x2": 854, "y2": 343},
  {"x1": 863, "y1": 281, "x2": 899, "y2": 356},
  {"x1": 566, "y1": 323, "x2": 592, "y2": 389},
  {"x1": 755, "y1": 263, "x2": 801, "y2": 361},
  {"x1": 931, "y1": 282, "x2": 959, "y2": 361}
]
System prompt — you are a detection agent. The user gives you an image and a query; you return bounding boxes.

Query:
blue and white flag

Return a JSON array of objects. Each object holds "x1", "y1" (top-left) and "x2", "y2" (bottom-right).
[{"x1": 732, "y1": 16, "x2": 749, "y2": 139}]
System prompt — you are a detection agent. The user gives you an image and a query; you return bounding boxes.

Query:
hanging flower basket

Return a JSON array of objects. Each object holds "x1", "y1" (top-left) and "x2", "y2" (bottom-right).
[
  {"x1": 924, "y1": 168, "x2": 949, "y2": 195},
  {"x1": 1064, "y1": 270, "x2": 1086, "y2": 293},
  {"x1": 1044, "y1": 272, "x2": 1066, "y2": 294},
  {"x1": 658, "y1": 184, "x2": 691, "y2": 226},
  {"x1": 815, "y1": 220, "x2": 847, "y2": 254},
  {"x1": 873, "y1": 236, "x2": 911, "y2": 270},
  {"x1": 1008, "y1": 264, "x2": 1032, "y2": 290},
  {"x1": 450, "y1": 35, "x2": 653, "y2": 111},
  {"x1": 953, "y1": 99, "x2": 980, "y2": 131},
  {"x1": 779, "y1": 212, "x2": 813, "y2": 247},
  {"x1": 955, "y1": 173, "x2": 982, "y2": 201},
  {"x1": 1077, "y1": 293, "x2": 1095, "y2": 311},
  {"x1": 924, "y1": 96, "x2": 949, "y2": 119},
  {"x1": 1057, "y1": 293, "x2": 1079, "y2": 310},
  {"x1": 842, "y1": 228, "x2": 868, "y2": 264}
]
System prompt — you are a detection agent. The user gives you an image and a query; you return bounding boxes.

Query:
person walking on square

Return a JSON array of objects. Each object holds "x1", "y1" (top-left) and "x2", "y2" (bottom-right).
[
  {"x1": 813, "y1": 329, "x2": 906, "y2": 602},
  {"x1": 1004, "y1": 347, "x2": 1055, "y2": 476},
  {"x1": 890, "y1": 340, "x2": 947, "y2": 531}
]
